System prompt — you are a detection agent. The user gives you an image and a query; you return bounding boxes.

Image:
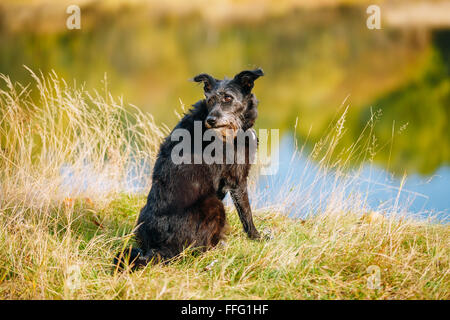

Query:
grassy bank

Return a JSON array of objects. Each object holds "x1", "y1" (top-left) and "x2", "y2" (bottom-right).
[
  {"x1": 0, "y1": 194, "x2": 448, "y2": 299},
  {"x1": 0, "y1": 70, "x2": 448, "y2": 299}
]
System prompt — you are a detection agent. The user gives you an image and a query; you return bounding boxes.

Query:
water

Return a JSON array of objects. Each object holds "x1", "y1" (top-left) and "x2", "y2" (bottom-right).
[
  {"x1": 58, "y1": 133, "x2": 449, "y2": 223},
  {"x1": 254, "y1": 135, "x2": 449, "y2": 222}
]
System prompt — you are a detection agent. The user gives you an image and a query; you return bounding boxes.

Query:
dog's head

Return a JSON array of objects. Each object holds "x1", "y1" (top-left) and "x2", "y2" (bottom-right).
[{"x1": 192, "y1": 68, "x2": 264, "y2": 138}]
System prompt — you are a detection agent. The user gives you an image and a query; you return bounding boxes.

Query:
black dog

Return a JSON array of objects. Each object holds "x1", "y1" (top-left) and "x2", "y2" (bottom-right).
[{"x1": 114, "y1": 69, "x2": 264, "y2": 270}]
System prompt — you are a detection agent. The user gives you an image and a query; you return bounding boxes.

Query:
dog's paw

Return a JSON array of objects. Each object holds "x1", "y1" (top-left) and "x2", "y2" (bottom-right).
[
  {"x1": 249, "y1": 228, "x2": 273, "y2": 241},
  {"x1": 261, "y1": 228, "x2": 274, "y2": 241},
  {"x1": 248, "y1": 231, "x2": 262, "y2": 241}
]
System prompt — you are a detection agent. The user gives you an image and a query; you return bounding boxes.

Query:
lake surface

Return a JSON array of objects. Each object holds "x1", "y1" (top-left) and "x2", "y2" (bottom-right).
[
  {"x1": 1, "y1": 3, "x2": 449, "y2": 219},
  {"x1": 253, "y1": 134, "x2": 449, "y2": 222}
]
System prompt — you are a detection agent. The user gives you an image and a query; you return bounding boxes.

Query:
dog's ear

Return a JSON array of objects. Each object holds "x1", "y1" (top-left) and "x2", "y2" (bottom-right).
[
  {"x1": 191, "y1": 73, "x2": 217, "y2": 93},
  {"x1": 233, "y1": 68, "x2": 264, "y2": 94}
]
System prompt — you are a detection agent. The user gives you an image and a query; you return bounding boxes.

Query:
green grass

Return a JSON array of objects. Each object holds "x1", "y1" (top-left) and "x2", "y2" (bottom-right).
[
  {"x1": 0, "y1": 193, "x2": 448, "y2": 299},
  {"x1": 0, "y1": 70, "x2": 448, "y2": 300}
]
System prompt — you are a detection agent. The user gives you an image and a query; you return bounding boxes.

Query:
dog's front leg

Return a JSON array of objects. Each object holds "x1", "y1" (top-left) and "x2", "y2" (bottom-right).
[{"x1": 230, "y1": 185, "x2": 260, "y2": 240}]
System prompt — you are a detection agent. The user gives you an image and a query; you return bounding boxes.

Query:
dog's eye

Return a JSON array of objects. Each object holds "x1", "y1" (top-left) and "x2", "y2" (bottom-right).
[{"x1": 223, "y1": 95, "x2": 233, "y2": 103}]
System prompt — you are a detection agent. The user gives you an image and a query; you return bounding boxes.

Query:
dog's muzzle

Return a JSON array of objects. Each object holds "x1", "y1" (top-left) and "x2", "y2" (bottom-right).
[{"x1": 205, "y1": 118, "x2": 238, "y2": 139}]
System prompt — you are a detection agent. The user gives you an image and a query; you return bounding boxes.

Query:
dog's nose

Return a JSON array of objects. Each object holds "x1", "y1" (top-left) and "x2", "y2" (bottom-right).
[{"x1": 206, "y1": 116, "x2": 217, "y2": 127}]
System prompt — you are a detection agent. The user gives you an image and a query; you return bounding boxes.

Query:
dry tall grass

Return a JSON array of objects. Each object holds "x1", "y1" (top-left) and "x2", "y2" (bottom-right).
[
  {"x1": 0, "y1": 70, "x2": 448, "y2": 299},
  {"x1": 0, "y1": 68, "x2": 166, "y2": 206}
]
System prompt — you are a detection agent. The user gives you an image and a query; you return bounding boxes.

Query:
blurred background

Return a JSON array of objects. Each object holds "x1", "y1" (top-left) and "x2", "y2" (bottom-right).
[{"x1": 0, "y1": 0, "x2": 449, "y2": 215}]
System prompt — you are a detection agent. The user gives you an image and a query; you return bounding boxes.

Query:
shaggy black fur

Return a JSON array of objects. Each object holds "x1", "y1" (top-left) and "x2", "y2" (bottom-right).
[{"x1": 114, "y1": 69, "x2": 264, "y2": 271}]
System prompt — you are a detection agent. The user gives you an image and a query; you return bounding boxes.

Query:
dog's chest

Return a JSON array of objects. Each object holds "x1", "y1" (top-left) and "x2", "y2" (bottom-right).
[
  {"x1": 213, "y1": 162, "x2": 250, "y2": 191},
  {"x1": 214, "y1": 135, "x2": 256, "y2": 190}
]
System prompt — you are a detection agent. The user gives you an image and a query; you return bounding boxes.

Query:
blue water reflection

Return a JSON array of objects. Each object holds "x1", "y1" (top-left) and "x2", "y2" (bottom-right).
[{"x1": 255, "y1": 135, "x2": 449, "y2": 222}]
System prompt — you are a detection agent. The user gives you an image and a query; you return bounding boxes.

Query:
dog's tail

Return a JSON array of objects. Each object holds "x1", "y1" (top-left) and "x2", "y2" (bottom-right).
[{"x1": 113, "y1": 247, "x2": 149, "y2": 272}]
